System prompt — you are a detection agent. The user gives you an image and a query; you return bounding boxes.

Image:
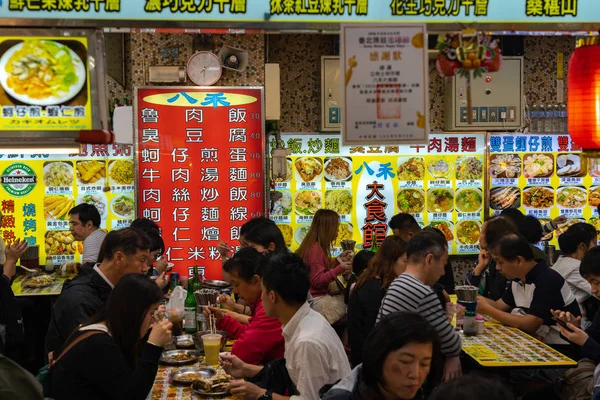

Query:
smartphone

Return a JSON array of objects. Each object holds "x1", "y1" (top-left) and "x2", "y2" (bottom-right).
[{"x1": 552, "y1": 316, "x2": 570, "y2": 330}]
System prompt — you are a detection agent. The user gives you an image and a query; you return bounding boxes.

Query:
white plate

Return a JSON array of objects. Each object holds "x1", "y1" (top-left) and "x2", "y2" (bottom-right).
[
  {"x1": 455, "y1": 188, "x2": 483, "y2": 213},
  {"x1": 522, "y1": 187, "x2": 554, "y2": 209},
  {"x1": 0, "y1": 40, "x2": 86, "y2": 106},
  {"x1": 110, "y1": 194, "x2": 135, "y2": 218},
  {"x1": 293, "y1": 157, "x2": 323, "y2": 183},
  {"x1": 77, "y1": 193, "x2": 108, "y2": 220},
  {"x1": 324, "y1": 157, "x2": 352, "y2": 182},
  {"x1": 295, "y1": 225, "x2": 310, "y2": 246},
  {"x1": 43, "y1": 161, "x2": 74, "y2": 187},
  {"x1": 108, "y1": 159, "x2": 135, "y2": 186},
  {"x1": 455, "y1": 221, "x2": 482, "y2": 245},
  {"x1": 76, "y1": 160, "x2": 105, "y2": 187}
]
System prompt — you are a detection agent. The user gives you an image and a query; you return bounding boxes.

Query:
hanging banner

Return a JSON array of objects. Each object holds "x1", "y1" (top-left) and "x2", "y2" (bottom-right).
[
  {"x1": 136, "y1": 86, "x2": 265, "y2": 280},
  {"x1": 269, "y1": 133, "x2": 485, "y2": 256},
  {"x1": 341, "y1": 24, "x2": 428, "y2": 144},
  {"x1": 0, "y1": 144, "x2": 135, "y2": 265},
  {"x1": 0, "y1": 0, "x2": 589, "y2": 23}
]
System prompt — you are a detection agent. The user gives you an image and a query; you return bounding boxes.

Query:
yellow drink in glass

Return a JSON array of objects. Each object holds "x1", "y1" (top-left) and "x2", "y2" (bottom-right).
[{"x1": 202, "y1": 333, "x2": 222, "y2": 366}]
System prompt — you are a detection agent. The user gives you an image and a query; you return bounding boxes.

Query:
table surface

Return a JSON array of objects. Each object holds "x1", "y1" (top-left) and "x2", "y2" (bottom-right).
[{"x1": 11, "y1": 273, "x2": 73, "y2": 297}]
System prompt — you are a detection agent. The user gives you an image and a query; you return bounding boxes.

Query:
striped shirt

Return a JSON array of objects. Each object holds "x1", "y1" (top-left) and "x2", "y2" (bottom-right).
[
  {"x1": 377, "y1": 273, "x2": 462, "y2": 357},
  {"x1": 82, "y1": 229, "x2": 107, "y2": 263}
]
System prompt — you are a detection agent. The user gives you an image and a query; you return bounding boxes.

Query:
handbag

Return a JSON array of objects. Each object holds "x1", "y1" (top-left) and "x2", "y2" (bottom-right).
[
  {"x1": 36, "y1": 330, "x2": 103, "y2": 396},
  {"x1": 249, "y1": 358, "x2": 297, "y2": 396},
  {"x1": 554, "y1": 358, "x2": 596, "y2": 400}
]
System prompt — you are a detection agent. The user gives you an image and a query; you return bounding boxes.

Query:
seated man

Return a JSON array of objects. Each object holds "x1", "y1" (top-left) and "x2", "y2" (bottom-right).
[
  {"x1": 68, "y1": 204, "x2": 106, "y2": 265},
  {"x1": 45, "y1": 228, "x2": 151, "y2": 355},
  {"x1": 478, "y1": 233, "x2": 581, "y2": 346},
  {"x1": 220, "y1": 253, "x2": 351, "y2": 400},
  {"x1": 377, "y1": 231, "x2": 462, "y2": 381}
]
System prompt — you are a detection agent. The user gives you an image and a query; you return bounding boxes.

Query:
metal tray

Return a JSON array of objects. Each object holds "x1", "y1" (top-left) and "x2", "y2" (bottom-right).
[
  {"x1": 175, "y1": 334, "x2": 195, "y2": 349},
  {"x1": 170, "y1": 367, "x2": 215, "y2": 385},
  {"x1": 192, "y1": 378, "x2": 230, "y2": 397},
  {"x1": 203, "y1": 280, "x2": 231, "y2": 289},
  {"x1": 159, "y1": 350, "x2": 201, "y2": 365}
]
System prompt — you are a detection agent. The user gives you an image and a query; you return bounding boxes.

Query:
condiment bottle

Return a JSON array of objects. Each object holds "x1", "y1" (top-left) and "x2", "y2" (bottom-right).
[
  {"x1": 476, "y1": 315, "x2": 485, "y2": 335},
  {"x1": 463, "y1": 311, "x2": 477, "y2": 336},
  {"x1": 45, "y1": 257, "x2": 54, "y2": 273}
]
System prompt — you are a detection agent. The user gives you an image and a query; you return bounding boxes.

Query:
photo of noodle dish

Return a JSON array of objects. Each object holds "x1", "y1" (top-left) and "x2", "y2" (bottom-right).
[
  {"x1": 522, "y1": 187, "x2": 554, "y2": 209},
  {"x1": 294, "y1": 191, "x2": 322, "y2": 215},
  {"x1": 490, "y1": 154, "x2": 521, "y2": 178},
  {"x1": 325, "y1": 190, "x2": 352, "y2": 215},
  {"x1": 455, "y1": 188, "x2": 483, "y2": 213},
  {"x1": 456, "y1": 156, "x2": 483, "y2": 180},
  {"x1": 397, "y1": 157, "x2": 425, "y2": 181},
  {"x1": 456, "y1": 221, "x2": 481, "y2": 245},
  {"x1": 556, "y1": 186, "x2": 587, "y2": 208},
  {"x1": 523, "y1": 154, "x2": 554, "y2": 178},
  {"x1": 324, "y1": 157, "x2": 352, "y2": 182},
  {"x1": 397, "y1": 189, "x2": 425, "y2": 213},
  {"x1": 426, "y1": 189, "x2": 454, "y2": 213},
  {"x1": 44, "y1": 162, "x2": 73, "y2": 187}
]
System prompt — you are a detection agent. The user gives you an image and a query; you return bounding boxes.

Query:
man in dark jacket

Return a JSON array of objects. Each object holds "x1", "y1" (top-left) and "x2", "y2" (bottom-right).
[
  {"x1": 0, "y1": 239, "x2": 28, "y2": 356},
  {"x1": 45, "y1": 228, "x2": 151, "y2": 356}
]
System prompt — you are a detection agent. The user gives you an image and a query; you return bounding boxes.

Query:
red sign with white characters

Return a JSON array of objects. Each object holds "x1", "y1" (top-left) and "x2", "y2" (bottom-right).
[{"x1": 136, "y1": 87, "x2": 265, "y2": 279}]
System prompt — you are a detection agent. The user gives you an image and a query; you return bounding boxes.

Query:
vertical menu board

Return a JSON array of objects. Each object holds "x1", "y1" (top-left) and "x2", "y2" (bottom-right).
[
  {"x1": 0, "y1": 144, "x2": 135, "y2": 265},
  {"x1": 136, "y1": 87, "x2": 264, "y2": 279},
  {"x1": 270, "y1": 133, "x2": 485, "y2": 255},
  {"x1": 488, "y1": 133, "x2": 595, "y2": 246}
]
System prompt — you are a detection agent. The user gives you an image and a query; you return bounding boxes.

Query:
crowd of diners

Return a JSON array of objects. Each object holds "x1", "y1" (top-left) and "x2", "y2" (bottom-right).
[{"x1": 2, "y1": 204, "x2": 600, "y2": 399}]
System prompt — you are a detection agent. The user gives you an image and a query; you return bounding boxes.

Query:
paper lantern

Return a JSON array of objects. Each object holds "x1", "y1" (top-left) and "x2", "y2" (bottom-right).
[{"x1": 568, "y1": 39, "x2": 600, "y2": 150}]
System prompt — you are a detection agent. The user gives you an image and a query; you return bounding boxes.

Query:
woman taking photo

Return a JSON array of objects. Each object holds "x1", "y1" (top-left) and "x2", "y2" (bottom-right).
[
  {"x1": 298, "y1": 209, "x2": 352, "y2": 324},
  {"x1": 347, "y1": 236, "x2": 407, "y2": 367},
  {"x1": 204, "y1": 248, "x2": 285, "y2": 365},
  {"x1": 322, "y1": 311, "x2": 443, "y2": 400},
  {"x1": 50, "y1": 275, "x2": 172, "y2": 400}
]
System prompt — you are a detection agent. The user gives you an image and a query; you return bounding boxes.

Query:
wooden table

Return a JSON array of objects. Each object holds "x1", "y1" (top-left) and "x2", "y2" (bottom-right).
[
  {"x1": 11, "y1": 274, "x2": 73, "y2": 297},
  {"x1": 460, "y1": 323, "x2": 577, "y2": 368}
]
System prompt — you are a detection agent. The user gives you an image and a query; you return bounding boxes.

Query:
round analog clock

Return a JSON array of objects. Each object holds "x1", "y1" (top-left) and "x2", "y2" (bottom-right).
[{"x1": 186, "y1": 51, "x2": 222, "y2": 86}]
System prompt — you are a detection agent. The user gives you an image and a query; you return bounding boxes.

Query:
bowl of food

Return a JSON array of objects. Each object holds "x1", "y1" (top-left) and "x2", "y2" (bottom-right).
[
  {"x1": 192, "y1": 371, "x2": 232, "y2": 396},
  {"x1": 397, "y1": 157, "x2": 425, "y2": 181},
  {"x1": 522, "y1": 187, "x2": 554, "y2": 209},
  {"x1": 397, "y1": 189, "x2": 425, "y2": 213},
  {"x1": 456, "y1": 221, "x2": 482, "y2": 245},
  {"x1": 426, "y1": 189, "x2": 454, "y2": 213},
  {"x1": 193, "y1": 330, "x2": 229, "y2": 353},
  {"x1": 455, "y1": 188, "x2": 483, "y2": 213},
  {"x1": 159, "y1": 350, "x2": 201, "y2": 365},
  {"x1": 324, "y1": 157, "x2": 352, "y2": 182},
  {"x1": 170, "y1": 367, "x2": 215, "y2": 385}
]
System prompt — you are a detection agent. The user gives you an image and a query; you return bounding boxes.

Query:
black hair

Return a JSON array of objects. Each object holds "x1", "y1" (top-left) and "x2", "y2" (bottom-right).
[
  {"x1": 99, "y1": 228, "x2": 151, "y2": 262},
  {"x1": 145, "y1": 230, "x2": 165, "y2": 254},
  {"x1": 344, "y1": 250, "x2": 375, "y2": 304},
  {"x1": 406, "y1": 231, "x2": 447, "y2": 263},
  {"x1": 484, "y1": 216, "x2": 518, "y2": 248},
  {"x1": 240, "y1": 217, "x2": 271, "y2": 238},
  {"x1": 261, "y1": 253, "x2": 309, "y2": 305},
  {"x1": 81, "y1": 275, "x2": 163, "y2": 368},
  {"x1": 500, "y1": 208, "x2": 525, "y2": 226},
  {"x1": 223, "y1": 247, "x2": 269, "y2": 281},
  {"x1": 580, "y1": 246, "x2": 600, "y2": 278},
  {"x1": 69, "y1": 203, "x2": 101, "y2": 228},
  {"x1": 492, "y1": 234, "x2": 534, "y2": 261},
  {"x1": 559, "y1": 223, "x2": 596, "y2": 255},
  {"x1": 389, "y1": 213, "x2": 421, "y2": 233},
  {"x1": 243, "y1": 218, "x2": 289, "y2": 256},
  {"x1": 572, "y1": 222, "x2": 598, "y2": 243},
  {"x1": 519, "y1": 215, "x2": 543, "y2": 244},
  {"x1": 429, "y1": 375, "x2": 515, "y2": 400},
  {"x1": 129, "y1": 218, "x2": 160, "y2": 234},
  {"x1": 361, "y1": 311, "x2": 443, "y2": 393},
  {"x1": 423, "y1": 226, "x2": 447, "y2": 242}
]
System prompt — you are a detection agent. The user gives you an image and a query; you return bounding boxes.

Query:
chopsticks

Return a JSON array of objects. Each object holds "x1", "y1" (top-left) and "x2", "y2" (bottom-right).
[{"x1": 208, "y1": 302, "x2": 217, "y2": 334}]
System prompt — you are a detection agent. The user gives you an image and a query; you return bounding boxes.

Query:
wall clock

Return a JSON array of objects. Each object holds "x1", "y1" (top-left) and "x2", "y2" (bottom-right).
[{"x1": 186, "y1": 51, "x2": 222, "y2": 86}]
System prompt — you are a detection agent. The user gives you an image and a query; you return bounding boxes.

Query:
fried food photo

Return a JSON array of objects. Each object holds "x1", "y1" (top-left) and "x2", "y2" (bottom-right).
[
  {"x1": 76, "y1": 160, "x2": 105, "y2": 184},
  {"x1": 44, "y1": 195, "x2": 74, "y2": 220},
  {"x1": 45, "y1": 231, "x2": 78, "y2": 255},
  {"x1": 295, "y1": 157, "x2": 323, "y2": 182}
]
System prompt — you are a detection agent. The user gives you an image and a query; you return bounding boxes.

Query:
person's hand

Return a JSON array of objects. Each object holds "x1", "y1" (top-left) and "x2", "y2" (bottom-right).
[
  {"x1": 5, "y1": 238, "x2": 27, "y2": 263},
  {"x1": 148, "y1": 318, "x2": 172, "y2": 347},
  {"x1": 155, "y1": 258, "x2": 168, "y2": 275},
  {"x1": 154, "y1": 271, "x2": 169, "y2": 289},
  {"x1": 203, "y1": 305, "x2": 225, "y2": 322},
  {"x1": 228, "y1": 379, "x2": 266, "y2": 399},
  {"x1": 476, "y1": 297, "x2": 491, "y2": 315},
  {"x1": 217, "y1": 294, "x2": 237, "y2": 311},
  {"x1": 551, "y1": 310, "x2": 582, "y2": 330},
  {"x1": 552, "y1": 215, "x2": 568, "y2": 227},
  {"x1": 340, "y1": 250, "x2": 354, "y2": 262},
  {"x1": 153, "y1": 304, "x2": 167, "y2": 324},
  {"x1": 443, "y1": 356, "x2": 462, "y2": 381},
  {"x1": 473, "y1": 250, "x2": 489, "y2": 275},
  {"x1": 220, "y1": 353, "x2": 246, "y2": 378},
  {"x1": 559, "y1": 322, "x2": 589, "y2": 347},
  {"x1": 218, "y1": 240, "x2": 231, "y2": 259}
]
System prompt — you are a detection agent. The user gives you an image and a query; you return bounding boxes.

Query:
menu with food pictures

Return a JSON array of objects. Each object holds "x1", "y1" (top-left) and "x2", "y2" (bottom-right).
[
  {"x1": 0, "y1": 144, "x2": 135, "y2": 265},
  {"x1": 270, "y1": 133, "x2": 486, "y2": 255},
  {"x1": 0, "y1": 36, "x2": 92, "y2": 131},
  {"x1": 488, "y1": 134, "x2": 598, "y2": 247},
  {"x1": 136, "y1": 87, "x2": 264, "y2": 280}
]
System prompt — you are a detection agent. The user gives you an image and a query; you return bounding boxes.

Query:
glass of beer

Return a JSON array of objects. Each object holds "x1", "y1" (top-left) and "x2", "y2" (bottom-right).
[
  {"x1": 202, "y1": 333, "x2": 222, "y2": 367},
  {"x1": 165, "y1": 308, "x2": 184, "y2": 336}
]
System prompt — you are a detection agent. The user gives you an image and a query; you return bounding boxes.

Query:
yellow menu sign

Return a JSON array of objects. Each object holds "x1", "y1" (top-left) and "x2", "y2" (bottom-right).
[
  {"x1": 0, "y1": 144, "x2": 135, "y2": 265},
  {"x1": 0, "y1": 36, "x2": 92, "y2": 131}
]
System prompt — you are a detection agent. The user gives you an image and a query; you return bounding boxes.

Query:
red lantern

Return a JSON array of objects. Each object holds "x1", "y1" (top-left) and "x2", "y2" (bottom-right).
[{"x1": 568, "y1": 41, "x2": 600, "y2": 150}]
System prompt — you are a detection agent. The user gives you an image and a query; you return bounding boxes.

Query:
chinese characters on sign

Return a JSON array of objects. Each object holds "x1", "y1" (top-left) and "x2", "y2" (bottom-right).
[
  {"x1": 137, "y1": 87, "x2": 264, "y2": 279},
  {"x1": 341, "y1": 24, "x2": 428, "y2": 144},
  {"x1": 390, "y1": 0, "x2": 489, "y2": 16},
  {"x1": 525, "y1": 0, "x2": 577, "y2": 17},
  {"x1": 270, "y1": 133, "x2": 485, "y2": 256},
  {"x1": 8, "y1": 0, "x2": 121, "y2": 12},
  {"x1": 270, "y1": 0, "x2": 368, "y2": 16}
]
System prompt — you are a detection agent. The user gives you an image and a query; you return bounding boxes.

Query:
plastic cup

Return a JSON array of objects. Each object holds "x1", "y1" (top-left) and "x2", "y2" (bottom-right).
[{"x1": 202, "y1": 333, "x2": 222, "y2": 366}]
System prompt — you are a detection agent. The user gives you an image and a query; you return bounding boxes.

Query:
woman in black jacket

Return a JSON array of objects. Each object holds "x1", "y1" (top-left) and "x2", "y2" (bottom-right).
[{"x1": 50, "y1": 274, "x2": 172, "y2": 400}]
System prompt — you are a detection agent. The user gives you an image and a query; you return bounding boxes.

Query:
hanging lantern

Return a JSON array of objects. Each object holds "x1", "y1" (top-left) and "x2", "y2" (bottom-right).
[{"x1": 568, "y1": 37, "x2": 600, "y2": 151}]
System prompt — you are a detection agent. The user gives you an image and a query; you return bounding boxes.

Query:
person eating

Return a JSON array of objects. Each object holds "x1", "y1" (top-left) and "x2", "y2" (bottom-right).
[{"x1": 68, "y1": 204, "x2": 106, "y2": 267}]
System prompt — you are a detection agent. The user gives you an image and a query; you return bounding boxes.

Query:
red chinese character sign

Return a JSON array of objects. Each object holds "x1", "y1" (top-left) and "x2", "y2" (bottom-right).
[{"x1": 136, "y1": 87, "x2": 264, "y2": 279}]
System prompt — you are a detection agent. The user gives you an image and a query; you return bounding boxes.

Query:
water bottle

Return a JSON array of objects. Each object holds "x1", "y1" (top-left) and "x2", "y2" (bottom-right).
[
  {"x1": 543, "y1": 104, "x2": 553, "y2": 133},
  {"x1": 552, "y1": 105, "x2": 561, "y2": 132},
  {"x1": 530, "y1": 104, "x2": 539, "y2": 132},
  {"x1": 560, "y1": 104, "x2": 568, "y2": 133}
]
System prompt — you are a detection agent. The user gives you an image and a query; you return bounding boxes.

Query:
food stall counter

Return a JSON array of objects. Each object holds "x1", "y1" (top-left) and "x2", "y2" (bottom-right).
[{"x1": 11, "y1": 273, "x2": 74, "y2": 297}]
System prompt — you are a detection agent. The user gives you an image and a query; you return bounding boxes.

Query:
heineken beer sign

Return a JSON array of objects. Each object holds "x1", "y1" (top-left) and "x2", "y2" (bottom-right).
[{"x1": 2, "y1": 163, "x2": 37, "y2": 197}]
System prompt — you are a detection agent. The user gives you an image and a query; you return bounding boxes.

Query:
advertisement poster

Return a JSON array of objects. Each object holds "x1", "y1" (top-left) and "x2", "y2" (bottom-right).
[
  {"x1": 270, "y1": 133, "x2": 485, "y2": 256},
  {"x1": 488, "y1": 133, "x2": 600, "y2": 248},
  {"x1": 341, "y1": 24, "x2": 428, "y2": 144},
  {"x1": 0, "y1": 36, "x2": 92, "y2": 131},
  {"x1": 137, "y1": 87, "x2": 264, "y2": 280},
  {"x1": 0, "y1": 144, "x2": 135, "y2": 265}
]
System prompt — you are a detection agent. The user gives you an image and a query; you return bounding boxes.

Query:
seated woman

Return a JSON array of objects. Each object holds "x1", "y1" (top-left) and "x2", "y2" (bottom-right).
[
  {"x1": 344, "y1": 250, "x2": 375, "y2": 305},
  {"x1": 51, "y1": 274, "x2": 172, "y2": 400},
  {"x1": 347, "y1": 236, "x2": 407, "y2": 367},
  {"x1": 298, "y1": 209, "x2": 352, "y2": 324},
  {"x1": 205, "y1": 248, "x2": 284, "y2": 365},
  {"x1": 322, "y1": 311, "x2": 443, "y2": 400}
]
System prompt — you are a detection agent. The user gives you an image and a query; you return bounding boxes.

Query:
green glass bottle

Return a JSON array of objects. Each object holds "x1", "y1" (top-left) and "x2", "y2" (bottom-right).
[{"x1": 184, "y1": 272, "x2": 197, "y2": 334}]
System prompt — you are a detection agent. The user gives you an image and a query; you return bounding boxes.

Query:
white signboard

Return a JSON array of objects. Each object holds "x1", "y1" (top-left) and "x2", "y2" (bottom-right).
[{"x1": 341, "y1": 24, "x2": 429, "y2": 145}]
